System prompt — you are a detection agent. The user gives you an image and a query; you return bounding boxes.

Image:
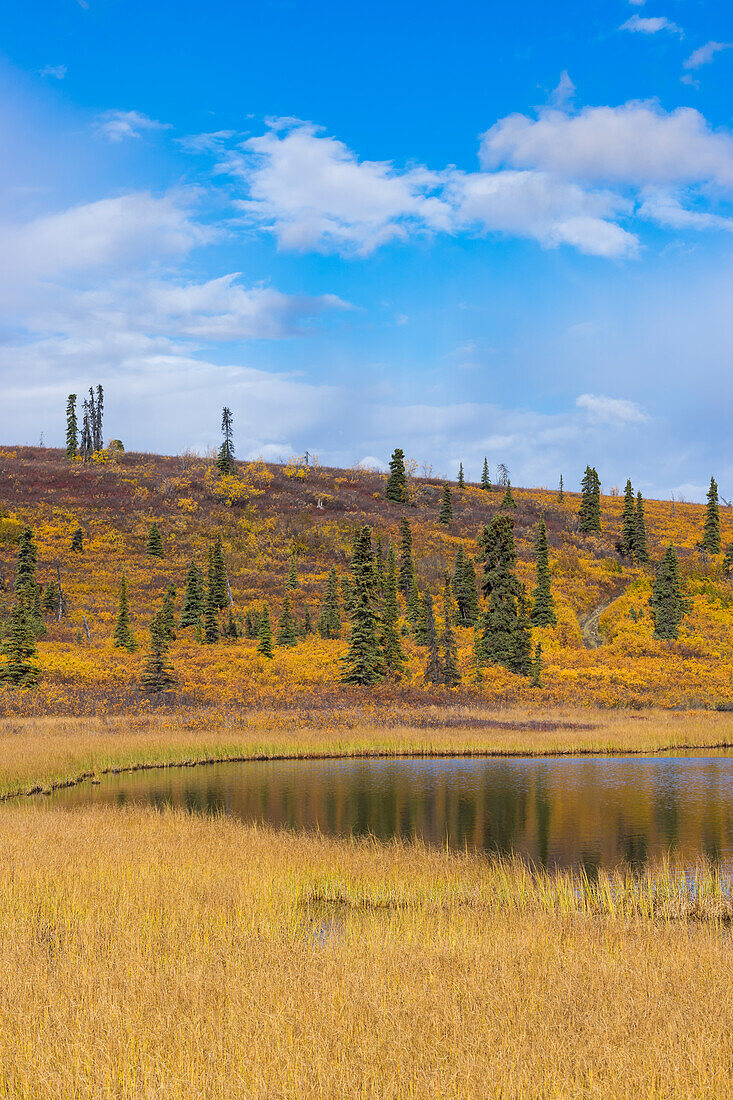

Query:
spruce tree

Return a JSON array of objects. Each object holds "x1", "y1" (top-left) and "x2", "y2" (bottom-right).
[
  {"x1": 701, "y1": 476, "x2": 721, "y2": 554},
  {"x1": 406, "y1": 576, "x2": 421, "y2": 634},
  {"x1": 216, "y1": 406, "x2": 236, "y2": 477},
  {"x1": 650, "y1": 545, "x2": 686, "y2": 639},
  {"x1": 457, "y1": 462, "x2": 465, "y2": 489},
  {"x1": 724, "y1": 544, "x2": 733, "y2": 578},
  {"x1": 0, "y1": 597, "x2": 39, "y2": 686},
  {"x1": 317, "y1": 567, "x2": 341, "y2": 638},
  {"x1": 422, "y1": 591, "x2": 442, "y2": 685},
  {"x1": 635, "y1": 493, "x2": 649, "y2": 563},
  {"x1": 92, "y1": 384, "x2": 104, "y2": 452},
  {"x1": 79, "y1": 399, "x2": 93, "y2": 461},
  {"x1": 531, "y1": 516, "x2": 556, "y2": 626},
  {"x1": 479, "y1": 514, "x2": 532, "y2": 675},
  {"x1": 530, "y1": 641, "x2": 543, "y2": 688},
  {"x1": 481, "y1": 457, "x2": 492, "y2": 492},
  {"x1": 558, "y1": 475, "x2": 564, "y2": 503},
  {"x1": 398, "y1": 517, "x2": 415, "y2": 598},
  {"x1": 302, "y1": 602, "x2": 312, "y2": 636},
  {"x1": 257, "y1": 605, "x2": 274, "y2": 658},
  {"x1": 155, "y1": 585, "x2": 177, "y2": 643},
  {"x1": 440, "y1": 579, "x2": 461, "y2": 687},
  {"x1": 145, "y1": 522, "x2": 164, "y2": 558},
  {"x1": 113, "y1": 574, "x2": 136, "y2": 651},
  {"x1": 438, "y1": 485, "x2": 453, "y2": 525},
  {"x1": 286, "y1": 550, "x2": 298, "y2": 589},
  {"x1": 276, "y1": 593, "x2": 298, "y2": 646},
  {"x1": 341, "y1": 525, "x2": 384, "y2": 684},
  {"x1": 499, "y1": 483, "x2": 517, "y2": 511},
  {"x1": 245, "y1": 607, "x2": 260, "y2": 639},
  {"x1": 578, "y1": 466, "x2": 601, "y2": 533},
  {"x1": 15, "y1": 527, "x2": 43, "y2": 638},
  {"x1": 42, "y1": 582, "x2": 59, "y2": 616},
  {"x1": 380, "y1": 543, "x2": 405, "y2": 676},
  {"x1": 386, "y1": 448, "x2": 407, "y2": 502},
  {"x1": 620, "y1": 479, "x2": 637, "y2": 559},
  {"x1": 224, "y1": 609, "x2": 239, "y2": 640},
  {"x1": 453, "y1": 546, "x2": 479, "y2": 627},
  {"x1": 374, "y1": 533, "x2": 384, "y2": 594},
  {"x1": 71, "y1": 527, "x2": 84, "y2": 553},
  {"x1": 210, "y1": 535, "x2": 229, "y2": 609},
  {"x1": 180, "y1": 561, "x2": 204, "y2": 628},
  {"x1": 140, "y1": 623, "x2": 177, "y2": 695},
  {"x1": 203, "y1": 556, "x2": 219, "y2": 644},
  {"x1": 66, "y1": 394, "x2": 78, "y2": 460}
]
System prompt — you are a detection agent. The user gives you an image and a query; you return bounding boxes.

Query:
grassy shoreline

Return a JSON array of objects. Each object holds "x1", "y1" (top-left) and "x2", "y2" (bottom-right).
[{"x1": 1, "y1": 705, "x2": 733, "y2": 798}]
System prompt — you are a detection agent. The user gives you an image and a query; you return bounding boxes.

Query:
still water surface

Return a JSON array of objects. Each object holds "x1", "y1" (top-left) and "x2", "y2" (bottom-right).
[{"x1": 41, "y1": 753, "x2": 733, "y2": 871}]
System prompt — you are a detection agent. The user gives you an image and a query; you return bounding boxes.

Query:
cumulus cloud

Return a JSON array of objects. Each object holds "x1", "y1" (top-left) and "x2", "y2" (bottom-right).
[
  {"x1": 225, "y1": 120, "x2": 451, "y2": 255},
  {"x1": 638, "y1": 189, "x2": 733, "y2": 231},
  {"x1": 620, "y1": 14, "x2": 682, "y2": 36},
  {"x1": 95, "y1": 110, "x2": 171, "y2": 142},
  {"x1": 576, "y1": 393, "x2": 648, "y2": 424},
  {"x1": 480, "y1": 102, "x2": 733, "y2": 188},
  {"x1": 683, "y1": 41, "x2": 732, "y2": 70}
]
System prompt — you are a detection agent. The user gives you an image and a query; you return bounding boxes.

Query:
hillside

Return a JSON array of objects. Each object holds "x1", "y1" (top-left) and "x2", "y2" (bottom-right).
[{"x1": 0, "y1": 445, "x2": 731, "y2": 715}]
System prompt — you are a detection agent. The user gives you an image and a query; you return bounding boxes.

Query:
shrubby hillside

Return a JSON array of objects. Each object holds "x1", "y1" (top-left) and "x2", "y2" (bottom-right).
[{"x1": 0, "y1": 445, "x2": 731, "y2": 714}]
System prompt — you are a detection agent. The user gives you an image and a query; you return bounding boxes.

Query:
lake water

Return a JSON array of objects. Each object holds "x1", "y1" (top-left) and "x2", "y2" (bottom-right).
[{"x1": 39, "y1": 752, "x2": 733, "y2": 871}]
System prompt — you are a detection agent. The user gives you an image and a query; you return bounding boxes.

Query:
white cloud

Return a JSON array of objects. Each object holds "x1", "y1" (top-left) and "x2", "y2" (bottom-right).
[
  {"x1": 40, "y1": 65, "x2": 67, "y2": 79},
  {"x1": 576, "y1": 393, "x2": 648, "y2": 424},
  {"x1": 446, "y1": 170, "x2": 638, "y2": 257},
  {"x1": 224, "y1": 119, "x2": 452, "y2": 255},
  {"x1": 177, "y1": 130, "x2": 237, "y2": 154},
  {"x1": 0, "y1": 192, "x2": 209, "y2": 286},
  {"x1": 620, "y1": 14, "x2": 682, "y2": 36},
  {"x1": 94, "y1": 110, "x2": 171, "y2": 142},
  {"x1": 480, "y1": 102, "x2": 733, "y2": 188},
  {"x1": 638, "y1": 189, "x2": 733, "y2": 231},
  {"x1": 683, "y1": 41, "x2": 732, "y2": 70},
  {"x1": 548, "y1": 71, "x2": 576, "y2": 110}
]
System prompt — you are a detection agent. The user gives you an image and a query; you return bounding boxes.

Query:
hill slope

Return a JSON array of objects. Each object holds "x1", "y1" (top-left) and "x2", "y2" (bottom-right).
[{"x1": 0, "y1": 446, "x2": 731, "y2": 714}]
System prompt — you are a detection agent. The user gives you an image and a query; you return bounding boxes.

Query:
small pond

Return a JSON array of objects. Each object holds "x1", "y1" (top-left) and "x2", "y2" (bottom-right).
[{"x1": 37, "y1": 752, "x2": 733, "y2": 872}]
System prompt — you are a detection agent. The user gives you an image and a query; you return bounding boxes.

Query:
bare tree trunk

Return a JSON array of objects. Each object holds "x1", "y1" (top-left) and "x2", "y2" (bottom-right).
[
  {"x1": 82, "y1": 615, "x2": 92, "y2": 642},
  {"x1": 56, "y1": 561, "x2": 66, "y2": 621},
  {"x1": 224, "y1": 566, "x2": 234, "y2": 609}
]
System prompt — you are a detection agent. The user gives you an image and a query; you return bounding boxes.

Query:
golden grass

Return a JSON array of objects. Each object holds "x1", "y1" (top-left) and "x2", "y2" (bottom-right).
[
  {"x1": 0, "y1": 804, "x2": 732, "y2": 1098},
  {"x1": 0, "y1": 705, "x2": 732, "y2": 798}
]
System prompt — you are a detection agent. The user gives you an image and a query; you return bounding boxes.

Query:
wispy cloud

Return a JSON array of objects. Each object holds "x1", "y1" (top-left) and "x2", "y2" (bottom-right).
[
  {"x1": 40, "y1": 65, "x2": 67, "y2": 80},
  {"x1": 576, "y1": 393, "x2": 648, "y2": 424},
  {"x1": 94, "y1": 110, "x2": 171, "y2": 142},
  {"x1": 683, "y1": 41, "x2": 731, "y2": 70},
  {"x1": 620, "y1": 14, "x2": 683, "y2": 36}
]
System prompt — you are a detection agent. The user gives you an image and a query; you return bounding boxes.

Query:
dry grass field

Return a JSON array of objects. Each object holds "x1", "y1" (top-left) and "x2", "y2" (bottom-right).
[{"x1": 0, "y1": 804, "x2": 731, "y2": 1098}]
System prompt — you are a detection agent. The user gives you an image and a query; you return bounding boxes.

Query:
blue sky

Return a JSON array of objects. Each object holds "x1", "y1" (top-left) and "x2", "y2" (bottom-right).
[{"x1": 1, "y1": 0, "x2": 732, "y2": 499}]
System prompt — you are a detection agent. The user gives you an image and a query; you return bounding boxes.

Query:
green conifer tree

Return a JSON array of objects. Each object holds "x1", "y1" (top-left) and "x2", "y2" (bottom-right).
[
  {"x1": 113, "y1": 574, "x2": 136, "y2": 651},
  {"x1": 385, "y1": 448, "x2": 407, "y2": 502},
  {"x1": 440, "y1": 579, "x2": 461, "y2": 686},
  {"x1": 286, "y1": 549, "x2": 298, "y2": 589},
  {"x1": 180, "y1": 561, "x2": 204, "y2": 628},
  {"x1": 481, "y1": 457, "x2": 492, "y2": 492},
  {"x1": 531, "y1": 516, "x2": 556, "y2": 626},
  {"x1": 422, "y1": 591, "x2": 442, "y2": 685},
  {"x1": 406, "y1": 576, "x2": 421, "y2": 633},
  {"x1": 438, "y1": 485, "x2": 453, "y2": 525},
  {"x1": 216, "y1": 406, "x2": 236, "y2": 477},
  {"x1": 724, "y1": 544, "x2": 733, "y2": 578},
  {"x1": 42, "y1": 582, "x2": 59, "y2": 616},
  {"x1": 145, "y1": 522, "x2": 164, "y2": 558},
  {"x1": 398, "y1": 517, "x2": 415, "y2": 598},
  {"x1": 210, "y1": 535, "x2": 229, "y2": 609},
  {"x1": 380, "y1": 543, "x2": 405, "y2": 676},
  {"x1": 276, "y1": 592, "x2": 298, "y2": 646},
  {"x1": 620, "y1": 479, "x2": 637, "y2": 559},
  {"x1": 65, "y1": 394, "x2": 78, "y2": 460},
  {"x1": 457, "y1": 462, "x2": 465, "y2": 489},
  {"x1": 317, "y1": 567, "x2": 341, "y2": 638},
  {"x1": 156, "y1": 585, "x2": 177, "y2": 643},
  {"x1": 0, "y1": 596, "x2": 39, "y2": 686},
  {"x1": 374, "y1": 533, "x2": 384, "y2": 594},
  {"x1": 701, "y1": 476, "x2": 721, "y2": 554},
  {"x1": 530, "y1": 641, "x2": 543, "y2": 688},
  {"x1": 257, "y1": 604, "x2": 274, "y2": 658},
  {"x1": 15, "y1": 527, "x2": 43, "y2": 637},
  {"x1": 140, "y1": 623, "x2": 177, "y2": 695},
  {"x1": 479, "y1": 513, "x2": 532, "y2": 675},
  {"x1": 499, "y1": 483, "x2": 517, "y2": 511},
  {"x1": 649, "y1": 545, "x2": 687, "y2": 639},
  {"x1": 224, "y1": 609, "x2": 239, "y2": 640},
  {"x1": 71, "y1": 527, "x2": 84, "y2": 553},
  {"x1": 302, "y1": 602, "x2": 312, "y2": 636},
  {"x1": 558, "y1": 475, "x2": 564, "y2": 503},
  {"x1": 203, "y1": 556, "x2": 219, "y2": 645},
  {"x1": 341, "y1": 525, "x2": 384, "y2": 684},
  {"x1": 635, "y1": 492, "x2": 649, "y2": 563},
  {"x1": 578, "y1": 466, "x2": 601, "y2": 533}
]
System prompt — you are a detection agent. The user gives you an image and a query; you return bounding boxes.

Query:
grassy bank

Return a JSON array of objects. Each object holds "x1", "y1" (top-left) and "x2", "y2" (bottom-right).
[
  {"x1": 0, "y1": 804, "x2": 731, "y2": 1098},
  {"x1": 1, "y1": 706, "x2": 733, "y2": 798}
]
